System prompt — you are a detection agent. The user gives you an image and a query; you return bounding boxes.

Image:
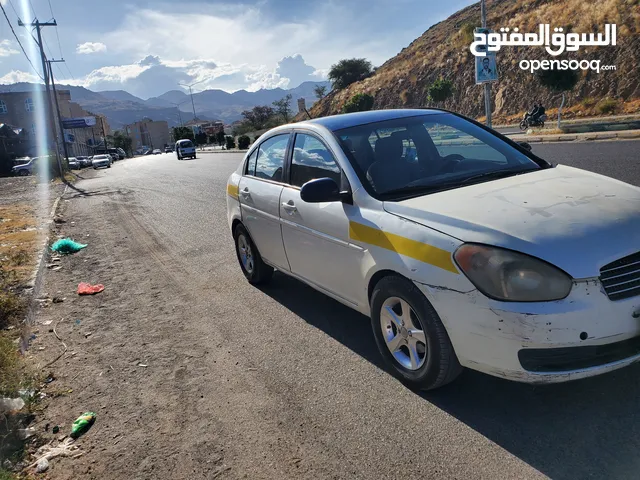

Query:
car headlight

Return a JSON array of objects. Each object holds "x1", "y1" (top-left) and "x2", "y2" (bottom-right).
[{"x1": 454, "y1": 244, "x2": 572, "y2": 302}]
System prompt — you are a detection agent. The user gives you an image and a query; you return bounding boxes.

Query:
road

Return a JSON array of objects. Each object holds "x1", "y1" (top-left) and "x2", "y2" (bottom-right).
[{"x1": 39, "y1": 141, "x2": 639, "y2": 479}]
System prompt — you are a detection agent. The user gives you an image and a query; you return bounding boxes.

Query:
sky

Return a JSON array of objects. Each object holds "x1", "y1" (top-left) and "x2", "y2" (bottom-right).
[{"x1": 0, "y1": 0, "x2": 475, "y2": 99}]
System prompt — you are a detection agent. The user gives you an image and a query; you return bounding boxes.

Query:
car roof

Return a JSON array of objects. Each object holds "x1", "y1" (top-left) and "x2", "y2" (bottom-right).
[{"x1": 303, "y1": 108, "x2": 442, "y2": 131}]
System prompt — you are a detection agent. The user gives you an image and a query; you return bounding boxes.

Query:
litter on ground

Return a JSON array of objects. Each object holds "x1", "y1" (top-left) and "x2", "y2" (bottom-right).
[
  {"x1": 50, "y1": 238, "x2": 87, "y2": 254},
  {"x1": 77, "y1": 283, "x2": 105, "y2": 295}
]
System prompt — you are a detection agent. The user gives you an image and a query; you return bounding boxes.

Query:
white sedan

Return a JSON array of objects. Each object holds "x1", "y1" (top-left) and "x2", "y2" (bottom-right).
[
  {"x1": 92, "y1": 154, "x2": 111, "y2": 169},
  {"x1": 226, "y1": 109, "x2": 640, "y2": 390}
]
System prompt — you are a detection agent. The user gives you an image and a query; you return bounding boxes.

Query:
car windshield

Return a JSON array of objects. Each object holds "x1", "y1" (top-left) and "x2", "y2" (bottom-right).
[
  {"x1": 334, "y1": 113, "x2": 543, "y2": 199},
  {"x1": 179, "y1": 141, "x2": 193, "y2": 148}
]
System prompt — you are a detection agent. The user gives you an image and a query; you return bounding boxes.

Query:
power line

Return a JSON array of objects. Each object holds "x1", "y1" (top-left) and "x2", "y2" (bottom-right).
[
  {"x1": 0, "y1": 3, "x2": 44, "y2": 81},
  {"x1": 45, "y1": 0, "x2": 74, "y2": 81}
]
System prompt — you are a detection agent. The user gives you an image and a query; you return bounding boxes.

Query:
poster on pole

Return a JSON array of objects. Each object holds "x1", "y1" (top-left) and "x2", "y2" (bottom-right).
[{"x1": 474, "y1": 28, "x2": 499, "y2": 84}]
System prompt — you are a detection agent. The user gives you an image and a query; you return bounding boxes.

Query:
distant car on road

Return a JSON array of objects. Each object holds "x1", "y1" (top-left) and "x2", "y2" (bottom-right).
[
  {"x1": 175, "y1": 139, "x2": 196, "y2": 160},
  {"x1": 67, "y1": 157, "x2": 80, "y2": 170},
  {"x1": 75, "y1": 156, "x2": 91, "y2": 168},
  {"x1": 116, "y1": 148, "x2": 126, "y2": 159},
  {"x1": 226, "y1": 108, "x2": 640, "y2": 391},
  {"x1": 153, "y1": 149, "x2": 162, "y2": 155},
  {"x1": 92, "y1": 154, "x2": 111, "y2": 169},
  {"x1": 12, "y1": 157, "x2": 37, "y2": 176},
  {"x1": 164, "y1": 146, "x2": 172, "y2": 153}
]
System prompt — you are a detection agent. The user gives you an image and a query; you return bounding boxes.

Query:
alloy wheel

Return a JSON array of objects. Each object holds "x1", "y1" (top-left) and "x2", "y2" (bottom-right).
[
  {"x1": 380, "y1": 296, "x2": 427, "y2": 370},
  {"x1": 237, "y1": 234, "x2": 254, "y2": 274}
]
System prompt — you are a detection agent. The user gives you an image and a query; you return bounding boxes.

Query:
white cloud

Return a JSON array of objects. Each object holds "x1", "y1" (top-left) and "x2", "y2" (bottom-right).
[
  {"x1": 0, "y1": 40, "x2": 18, "y2": 57},
  {"x1": 0, "y1": 70, "x2": 40, "y2": 84},
  {"x1": 76, "y1": 42, "x2": 107, "y2": 54}
]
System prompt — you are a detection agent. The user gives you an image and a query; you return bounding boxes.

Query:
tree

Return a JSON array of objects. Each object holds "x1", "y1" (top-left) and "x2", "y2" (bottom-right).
[
  {"x1": 225, "y1": 135, "x2": 236, "y2": 150},
  {"x1": 241, "y1": 105, "x2": 275, "y2": 130},
  {"x1": 328, "y1": 58, "x2": 373, "y2": 90},
  {"x1": 314, "y1": 85, "x2": 327, "y2": 99},
  {"x1": 427, "y1": 78, "x2": 454, "y2": 104},
  {"x1": 537, "y1": 68, "x2": 579, "y2": 128},
  {"x1": 110, "y1": 130, "x2": 133, "y2": 156},
  {"x1": 237, "y1": 135, "x2": 251, "y2": 150},
  {"x1": 215, "y1": 130, "x2": 226, "y2": 146},
  {"x1": 173, "y1": 126, "x2": 194, "y2": 142},
  {"x1": 342, "y1": 93, "x2": 374, "y2": 113},
  {"x1": 272, "y1": 94, "x2": 292, "y2": 122},
  {"x1": 195, "y1": 132, "x2": 208, "y2": 145}
]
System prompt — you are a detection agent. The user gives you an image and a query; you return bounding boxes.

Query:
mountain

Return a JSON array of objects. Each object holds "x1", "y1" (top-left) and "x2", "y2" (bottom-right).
[
  {"x1": 0, "y1": 80, "x2": 331, "y2": 129},
  {"x1": 308, "y1": 0, "x2": 640, "y2": 123},
  {"x1": 98, "y1": 90, "x2": 147, "y2": 104}
]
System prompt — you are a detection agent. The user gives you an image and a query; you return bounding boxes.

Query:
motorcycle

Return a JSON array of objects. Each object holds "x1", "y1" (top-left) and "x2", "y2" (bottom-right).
[{"x1": 520, "y1": 113, "x2": 547, "y2": 131}]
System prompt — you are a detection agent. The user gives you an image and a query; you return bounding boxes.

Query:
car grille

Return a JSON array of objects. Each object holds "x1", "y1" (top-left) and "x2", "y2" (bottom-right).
[{"x1": 599, "y1": 251, "x2": 640, "y2": 301}]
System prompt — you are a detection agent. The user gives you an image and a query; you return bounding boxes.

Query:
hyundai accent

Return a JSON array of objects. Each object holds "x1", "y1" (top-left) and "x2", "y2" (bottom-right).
[{"x1": 226, "y1": 109, "x2": 640, "y2": 390}]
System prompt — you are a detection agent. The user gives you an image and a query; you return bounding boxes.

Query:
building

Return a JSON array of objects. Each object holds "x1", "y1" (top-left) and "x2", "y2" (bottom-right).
[
  {"x1": 0, "y1": 89, "x2": 112, "y2": 158},
  {"x1": 124, "y1": 118, "x2": 170, "y2": 152},
  {"x1": 183, "y1": 118, "x2": 224, "y2": 137}
]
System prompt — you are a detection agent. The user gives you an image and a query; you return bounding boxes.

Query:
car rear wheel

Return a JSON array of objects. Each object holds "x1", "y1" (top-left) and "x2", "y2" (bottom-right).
[
  {"x1": 370, "y1": 275, "x2": 462, "y2": 391},
  {"x1": 233, "y1": 224, "x2": 273, "y2": 284}
]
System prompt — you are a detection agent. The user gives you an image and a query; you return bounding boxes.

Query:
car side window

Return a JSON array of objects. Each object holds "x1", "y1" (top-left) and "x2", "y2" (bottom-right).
[
  {"x1": 290, "y1": 133, "x2": 341, "y2": 187},
  {"x1": 244, "y1": 149, "x2": 258, "y2": 176},
  {"x1": 254, "y1": 134, "x2": 289, "y2": 182}
]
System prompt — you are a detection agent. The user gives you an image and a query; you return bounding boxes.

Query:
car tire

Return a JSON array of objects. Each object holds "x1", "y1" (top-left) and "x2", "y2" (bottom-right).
[
  {"x1": 233, "y1": 223, "x2": 273, "y2": 285},
  {"x1": 370, "y1": 275, "x2": 462, "y2": 391}
]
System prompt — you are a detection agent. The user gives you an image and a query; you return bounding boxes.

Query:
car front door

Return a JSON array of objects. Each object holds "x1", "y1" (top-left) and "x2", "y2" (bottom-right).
[
  {"x1": 238, "y1": 133, "x2": 291, "y2": 271},
  {"x1": 279, "y1": 132, "x2": 365, "y2": 307}
]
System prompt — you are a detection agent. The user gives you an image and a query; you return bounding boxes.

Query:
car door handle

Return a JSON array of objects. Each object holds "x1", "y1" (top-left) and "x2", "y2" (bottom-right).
[
  {"x1": 281, "y1": 201, "x2": 297, "y2": 213},
  {"x1": 240, "y1": 188, "x2": 250, "y2": 197}
]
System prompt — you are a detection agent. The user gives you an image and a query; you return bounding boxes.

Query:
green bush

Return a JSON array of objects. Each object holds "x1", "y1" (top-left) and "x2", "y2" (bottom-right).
[
  {"x1": 225, "y1": 136, "x2": 236, "y2": 150},
  {"x1": 238, "y1": 135, "x2": 251, "y2": 150},
  {"x1": 329, "y1": 58, "x2": 374, "y2": 90},
  {"x1": 581, "y1": 97, "x2": 597, "y2": 108},
  {"x1": 342, "y1": 93, "x2": 374, "y2": 113},
  {"x1": 427, "y1": 78, "x2": 455, "y2": 103},
  {"x1": 596, "y1": 98, "x2": 618, "y2": 115}
]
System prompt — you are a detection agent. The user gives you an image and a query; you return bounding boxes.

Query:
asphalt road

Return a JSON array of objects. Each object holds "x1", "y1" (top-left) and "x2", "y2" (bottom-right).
[{"x1": 65, "y1": 141, "x2": 639, "y2": 479}]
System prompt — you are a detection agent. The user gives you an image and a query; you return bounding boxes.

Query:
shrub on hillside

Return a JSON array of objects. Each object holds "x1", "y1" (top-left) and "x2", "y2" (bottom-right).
[
  {"x1": 596, "y1": 98, "x2": 618, "y2": 115},
  {"x1": 342, "y1": 93, "x2": 374, "y2": 113},
  {"x1": 225, "y1": 136, "x2": 236, "y2": 150},
  {"x1": 238, "y1": 135, "x2": 251, "y2": 150},
  {"x1": 329, "y1": 58, "x2": 374, "y2": 90},
  {"x1": 427, "y1": 78, "x2": 454, "y2": 103}
]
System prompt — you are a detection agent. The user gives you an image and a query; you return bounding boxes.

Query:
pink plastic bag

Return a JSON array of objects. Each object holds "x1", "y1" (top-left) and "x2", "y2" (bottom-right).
[{"x1": 77, "y1": 282, "x2": 105, "y2": 295}]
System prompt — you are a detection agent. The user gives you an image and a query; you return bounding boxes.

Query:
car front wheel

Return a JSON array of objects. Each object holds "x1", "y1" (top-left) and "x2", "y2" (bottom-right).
[
  {"x1": 370, "y1": 275, "x2": 462, "y2": 391},
  {"x1": 233, "y1": 224, "x2": 273, "y2": 284}
]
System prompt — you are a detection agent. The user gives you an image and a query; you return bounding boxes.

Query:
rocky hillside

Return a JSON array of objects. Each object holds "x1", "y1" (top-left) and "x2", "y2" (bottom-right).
[{"x1": 309, "y1": 0, "x2": 640, "y2": 122}]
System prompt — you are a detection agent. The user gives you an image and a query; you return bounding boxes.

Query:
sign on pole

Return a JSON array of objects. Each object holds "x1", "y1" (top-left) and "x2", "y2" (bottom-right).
[
  {"x1": 474, "y1": 28, "x2": 499, "y2": 85},
  {"x1": 61, "y1": 116, "x2": 97, "y2": 129}
]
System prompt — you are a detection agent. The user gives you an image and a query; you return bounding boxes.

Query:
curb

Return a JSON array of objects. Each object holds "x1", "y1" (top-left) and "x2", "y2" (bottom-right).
[
  {"x1": 24, "y1": 184, "x2": 68, "y2": 331},
  {"x1": 509, "y1": 130, "x2": 640, "y2": 144}
]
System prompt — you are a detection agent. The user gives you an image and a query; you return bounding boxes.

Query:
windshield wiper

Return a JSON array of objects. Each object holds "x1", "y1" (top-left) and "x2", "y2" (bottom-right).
[
  {"x1": 455, "y1": 167, "x2": 538, "y2": 185},
  {"x1": 381, "y1": 167, "x2": 538, "y2": 199}
]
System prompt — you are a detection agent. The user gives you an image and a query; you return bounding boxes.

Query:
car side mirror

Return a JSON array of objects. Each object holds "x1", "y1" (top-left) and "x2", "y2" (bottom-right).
[
  {"x1": 300, "y1": 178, "x2": 343, "y2": 203},
  {"x1": 518, "y1": 141, "x2": 532, "y2": 151}
]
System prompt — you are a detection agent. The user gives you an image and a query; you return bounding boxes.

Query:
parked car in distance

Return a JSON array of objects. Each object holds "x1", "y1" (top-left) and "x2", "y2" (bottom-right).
[
  {"x1": 76, "y1": 156, "x2": 91, "y2": 168},
  {"x1": 92, "y1": 154, "x2": 111, "y2": 169},
  {"x1": 153, "y1": 149, "x2": 162, "y2": 155},
  {"x1": 175, "y1": 139, "x2": 196, "y2": 160},
  {"x1": 67, "y1": 157, "x2": 80, "y2": 170},
  {"x1": 164, "y1": 146, "x2": 173, "y2": 153},
  {"x1": 116, "y1": 148, "x2": 126, "y2": 159},
  {"x1": 226, "y1": 108, "x2": 640, "y2": 391},
  {"x1": 144, "y1": 149, "x2": 154, "y2": 155},
  {"x1": 12, "y1": 157, "x2": 37, "y2": 176}
]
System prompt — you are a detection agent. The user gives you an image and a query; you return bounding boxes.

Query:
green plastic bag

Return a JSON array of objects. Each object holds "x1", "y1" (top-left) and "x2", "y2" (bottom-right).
[
  {"x1": 51, "y1": 238, "x2": 87, "y2": 254},
  {"x1": 70, "y1": 412, "x2": 96, "y2": 439}
]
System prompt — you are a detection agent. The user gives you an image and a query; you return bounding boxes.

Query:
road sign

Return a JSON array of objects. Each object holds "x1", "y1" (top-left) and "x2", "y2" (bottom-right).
[{"x1": 62, "y1": 116, "x2": 97, "y2": 129}]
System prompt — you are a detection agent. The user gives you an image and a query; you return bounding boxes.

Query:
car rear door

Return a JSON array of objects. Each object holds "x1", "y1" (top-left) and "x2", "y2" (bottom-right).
[
  {"x1": 279, "y1": 131, "x2": 365, "y2": 307},
  {"x1": 238, "y1": 132, "x2": 292, "y2": 271}
]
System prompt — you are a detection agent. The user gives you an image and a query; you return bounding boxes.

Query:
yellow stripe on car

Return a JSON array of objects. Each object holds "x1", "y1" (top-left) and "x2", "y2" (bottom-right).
[
  {"x1": 227, "y1": 183, "x2": 239, "y2": 199},
  {"x1": 349, "y1": 221, "x2": 459, "y2": 274}
]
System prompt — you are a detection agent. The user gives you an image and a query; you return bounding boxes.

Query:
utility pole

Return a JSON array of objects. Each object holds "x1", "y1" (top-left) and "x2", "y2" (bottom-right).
[
  {"x1": 46, "y1": 59, "x2": 70, "y2": 166},
  {"x1": 480, "y1": 0, "x2": 492, "y2": 128},
  {"x1": 101, "y1": 116, "x2": 108, "y2": 152},
  {"x1": 178, "y1": 80, "x2": 204, "y2": 121},
  {"x1": 18, "y1": 19, "x2": 64, "y2": 178}
]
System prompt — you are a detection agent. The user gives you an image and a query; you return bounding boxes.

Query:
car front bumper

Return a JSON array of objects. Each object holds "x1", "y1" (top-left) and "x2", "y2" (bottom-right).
[
  {"x1": 93, "y1": 161, "x2": 109, "y2": 168},
  {"x1": 416, "y1": 279, "x2": 640, "y2": 384}
]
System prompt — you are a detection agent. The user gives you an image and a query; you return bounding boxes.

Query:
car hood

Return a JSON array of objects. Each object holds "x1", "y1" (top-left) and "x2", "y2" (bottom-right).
[{"x1": 383, "y1": 165, "x2": 640, "y2": 278}]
